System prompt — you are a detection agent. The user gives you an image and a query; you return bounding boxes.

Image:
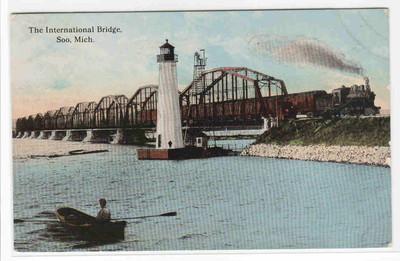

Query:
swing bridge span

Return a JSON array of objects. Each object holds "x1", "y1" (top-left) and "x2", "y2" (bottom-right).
[{"x1": 14, "y1": 67, "x2": 288, "y2": 142}]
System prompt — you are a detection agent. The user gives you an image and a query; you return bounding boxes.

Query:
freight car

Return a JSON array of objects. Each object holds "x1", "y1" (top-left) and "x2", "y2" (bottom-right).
[{"x1": 282, "y1": 90, "x2": 332, "y2": 117}]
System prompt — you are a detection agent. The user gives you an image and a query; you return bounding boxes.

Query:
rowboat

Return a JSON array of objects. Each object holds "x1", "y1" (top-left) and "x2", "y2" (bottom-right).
[{"x1": 55, "y1": 207, "x2": 126, "y2": 241}]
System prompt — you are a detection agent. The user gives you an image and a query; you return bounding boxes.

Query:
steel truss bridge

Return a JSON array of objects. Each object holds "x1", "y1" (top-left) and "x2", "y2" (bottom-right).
[{"x1": 15, "y1": 67, "x2": 288, "y2": 134}]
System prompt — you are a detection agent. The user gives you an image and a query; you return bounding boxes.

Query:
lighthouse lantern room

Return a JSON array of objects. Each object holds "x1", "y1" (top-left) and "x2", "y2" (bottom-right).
[{"x1": 157, "y1": 39, "x2": 177, "y2": 62}]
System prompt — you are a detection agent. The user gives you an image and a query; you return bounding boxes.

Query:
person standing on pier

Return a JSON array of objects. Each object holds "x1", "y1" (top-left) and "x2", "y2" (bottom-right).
[{"x1": 96, "y1": 198, "x2": 111, "y2": 221}]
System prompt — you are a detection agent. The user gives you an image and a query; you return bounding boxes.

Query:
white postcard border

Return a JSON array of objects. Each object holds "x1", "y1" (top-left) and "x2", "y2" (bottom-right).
[{"x1": 2, "y1": 0, "x2": 400, "y2": 260}]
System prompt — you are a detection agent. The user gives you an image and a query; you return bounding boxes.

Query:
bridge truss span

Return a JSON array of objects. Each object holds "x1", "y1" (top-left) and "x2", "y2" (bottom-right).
[
  {"x1": 180, "y1": 67, "x2": 287, "y2": 127},
  {"x1": 94, "y1": 95, "x2": 129, "y2": 128},
  {"x1": 72, "y1": 102, "x2": 97, "y2": 129},
  {"x1": 15, "y1": 67, "x2": 288, "y2": 133},
  {"x1": 126, "y1": 84, "x2": 158, "y2": 127}
]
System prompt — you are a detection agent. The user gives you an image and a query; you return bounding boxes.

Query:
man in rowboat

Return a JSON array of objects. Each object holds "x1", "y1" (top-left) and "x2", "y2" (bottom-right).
[{"x1": 96, "y1": 198, "x2": 111, "y2": 221}]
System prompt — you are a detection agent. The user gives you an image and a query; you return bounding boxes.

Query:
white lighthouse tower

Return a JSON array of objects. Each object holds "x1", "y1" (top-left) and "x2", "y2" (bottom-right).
[{"x1": 155, "y1": 39, "x2": 184, "y2": 149}]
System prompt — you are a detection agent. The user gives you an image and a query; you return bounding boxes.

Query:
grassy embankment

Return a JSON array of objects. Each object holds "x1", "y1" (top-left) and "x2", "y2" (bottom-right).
[{"x1": 256, "y1": 117, "x2": 390, "y2": 147}]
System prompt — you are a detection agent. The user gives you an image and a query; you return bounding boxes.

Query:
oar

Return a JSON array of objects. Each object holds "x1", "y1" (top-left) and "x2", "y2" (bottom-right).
[
  {"x1": 112, "y1": 211, "x2": 177, "y2": 221},
  {"x1": 14, "y1": 211, "x2": 177, "y2": 223},
  {"x1": 14, "y1": 218, "x2": 58, "y2": 223}
]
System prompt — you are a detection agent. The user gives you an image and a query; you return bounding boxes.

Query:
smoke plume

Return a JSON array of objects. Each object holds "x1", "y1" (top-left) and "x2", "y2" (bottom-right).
[{"x1": 248, "y1": 35, "x2": 364, "y2": 75}]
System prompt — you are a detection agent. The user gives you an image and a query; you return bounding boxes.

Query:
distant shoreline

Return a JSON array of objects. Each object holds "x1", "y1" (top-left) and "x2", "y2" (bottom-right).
[{"x1": 241, "y1": 144, "x2": 390, "y2": 167}]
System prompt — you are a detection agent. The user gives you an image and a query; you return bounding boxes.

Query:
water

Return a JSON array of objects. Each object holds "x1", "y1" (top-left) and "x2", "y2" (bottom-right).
[
  {"x1": 13, "y1": 139, "x2": 391, "y2": 251},
  {"x1": 208, "y1": 139, "x2": 255, "y2": 151}
]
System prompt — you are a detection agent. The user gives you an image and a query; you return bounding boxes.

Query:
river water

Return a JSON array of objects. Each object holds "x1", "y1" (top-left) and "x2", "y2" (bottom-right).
[{"x1": 13, "y1": 139, "x2": 391, "y2": 252}]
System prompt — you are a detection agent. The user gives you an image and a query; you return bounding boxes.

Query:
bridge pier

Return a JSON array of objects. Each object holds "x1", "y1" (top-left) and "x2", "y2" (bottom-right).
[
  {"x1": 29, "y1": 131, "x2": 39, "y2": 139},
  {"x1": 22, "y1": 131, "x2": 31, "y2": 139},
  {"x1": 63, "y1": 130, "x2": 86, "y2": 141},
  {"x1": 82, "y1": 130, "x2": 111, "y2": 143},
  {"x1": 62, "y1": 130, "x2": 72, "y2": 141},
  {"x1": 49, "y1": 130, "x2": 65, "y2": 140},
  {"x1": 16, "y1": 132, "x2": 23, "y2": 138},
  {"x1": 37, "y1": 131, "x2": 44, "y2": 139},
  {"x1": 110, "y1": 128, "x2": 125, "y2": 144},
  {"x1": 38, "y1": 131, "x2": 50, "y2": 139},
  {"x1": 73, "y1": 130, "x2": 88, "y2": 141},
  {"x1": 82, "y1": 130, "x2": 93, "y2": 143}
]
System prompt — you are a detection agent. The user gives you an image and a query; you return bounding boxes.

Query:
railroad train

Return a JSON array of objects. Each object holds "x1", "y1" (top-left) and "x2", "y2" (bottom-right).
[
  {"x1": 282, "y1": 77, "x2": 380, "y2": 118},
  {"x1": 181, "y1": 77, "x2": 380, "y2": 127}
]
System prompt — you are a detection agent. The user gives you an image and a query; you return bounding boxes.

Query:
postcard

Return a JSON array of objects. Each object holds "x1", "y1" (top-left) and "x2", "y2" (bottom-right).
[{"x1": 10, "y1": 8, "x2": 391, "y2": 253}]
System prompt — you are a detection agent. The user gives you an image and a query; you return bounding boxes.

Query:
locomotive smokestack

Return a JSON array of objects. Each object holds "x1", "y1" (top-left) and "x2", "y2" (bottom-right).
[{"x1": 364, "y1": 76, "x2": 370, "y2": 91}]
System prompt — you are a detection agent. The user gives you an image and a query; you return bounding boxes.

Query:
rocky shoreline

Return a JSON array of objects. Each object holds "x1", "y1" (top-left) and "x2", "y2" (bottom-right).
[{"x1": 241, "y1": 144, "x2": 391, "y2": 167}]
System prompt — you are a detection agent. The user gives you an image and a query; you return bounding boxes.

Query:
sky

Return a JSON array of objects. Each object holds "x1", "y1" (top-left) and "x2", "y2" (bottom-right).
[{"x1": 11, "y1": 9, "x2": 390, "y2": 119}]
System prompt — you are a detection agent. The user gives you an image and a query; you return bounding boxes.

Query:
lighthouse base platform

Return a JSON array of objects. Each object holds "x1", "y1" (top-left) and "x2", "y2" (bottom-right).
[{"x1": 137, "y1": 146, "x2": 234, "y2": 160}]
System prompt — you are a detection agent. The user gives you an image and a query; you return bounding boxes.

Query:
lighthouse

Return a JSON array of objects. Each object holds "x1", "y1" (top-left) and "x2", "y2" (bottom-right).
[
  {"x1": 155, "y1": 39, "x2": 184, "y2": 149},
  {"x1": 137, "y1": 40, "x2": 230, "y2": 160}
]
